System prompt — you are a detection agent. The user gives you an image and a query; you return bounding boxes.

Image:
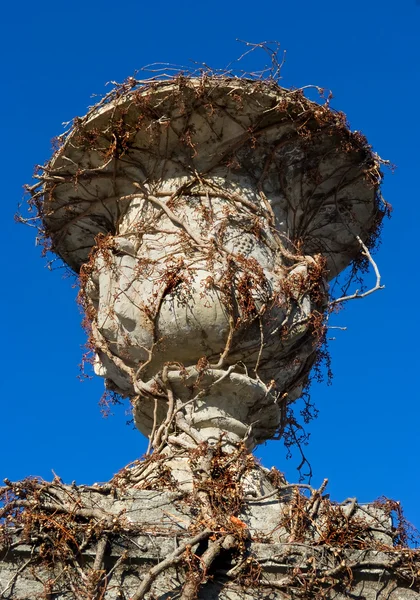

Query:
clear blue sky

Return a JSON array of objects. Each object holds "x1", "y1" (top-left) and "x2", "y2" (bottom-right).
[{"x1": 1, "y1": 0, "x2": 419, "y2": 530}]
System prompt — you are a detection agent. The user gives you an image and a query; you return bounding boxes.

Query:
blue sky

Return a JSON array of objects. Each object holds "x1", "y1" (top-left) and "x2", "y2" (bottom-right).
[{"x1": 1, "y1": 0, "x2": 419, "y2": 530}]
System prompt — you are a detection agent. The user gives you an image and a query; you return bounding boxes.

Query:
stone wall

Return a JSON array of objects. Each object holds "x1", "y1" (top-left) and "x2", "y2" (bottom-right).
[{"x1": 1, "y1": 476, "x2": 418, "y2": 599}]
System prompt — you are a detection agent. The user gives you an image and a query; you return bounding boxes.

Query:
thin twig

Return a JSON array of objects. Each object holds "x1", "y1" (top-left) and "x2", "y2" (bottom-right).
[
  {"x1": 0, "y1": 556, "x2": 34, "y2": 596},
  {"x1": 133, "y1": 184, "x2": 205, "y2": 249},
  {"x1": 330, "y1": 236, "x2": 384, "y2": 305}
]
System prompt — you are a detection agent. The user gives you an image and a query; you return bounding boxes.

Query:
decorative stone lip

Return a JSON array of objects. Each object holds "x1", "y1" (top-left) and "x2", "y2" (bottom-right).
[{"x1": 41, "y1": 77, "x2": 383, "y2": 279}]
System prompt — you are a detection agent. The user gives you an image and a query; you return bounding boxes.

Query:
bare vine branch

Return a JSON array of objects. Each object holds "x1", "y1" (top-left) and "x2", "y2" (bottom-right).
[{"x1": 330, "y1": 237, "x2": 385, "y2": 306}]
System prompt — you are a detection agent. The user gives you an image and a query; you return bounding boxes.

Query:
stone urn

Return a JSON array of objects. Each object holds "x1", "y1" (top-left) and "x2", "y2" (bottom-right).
[{"x1": 33, "y1": 77, "x2": 384, "y2": 456}]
